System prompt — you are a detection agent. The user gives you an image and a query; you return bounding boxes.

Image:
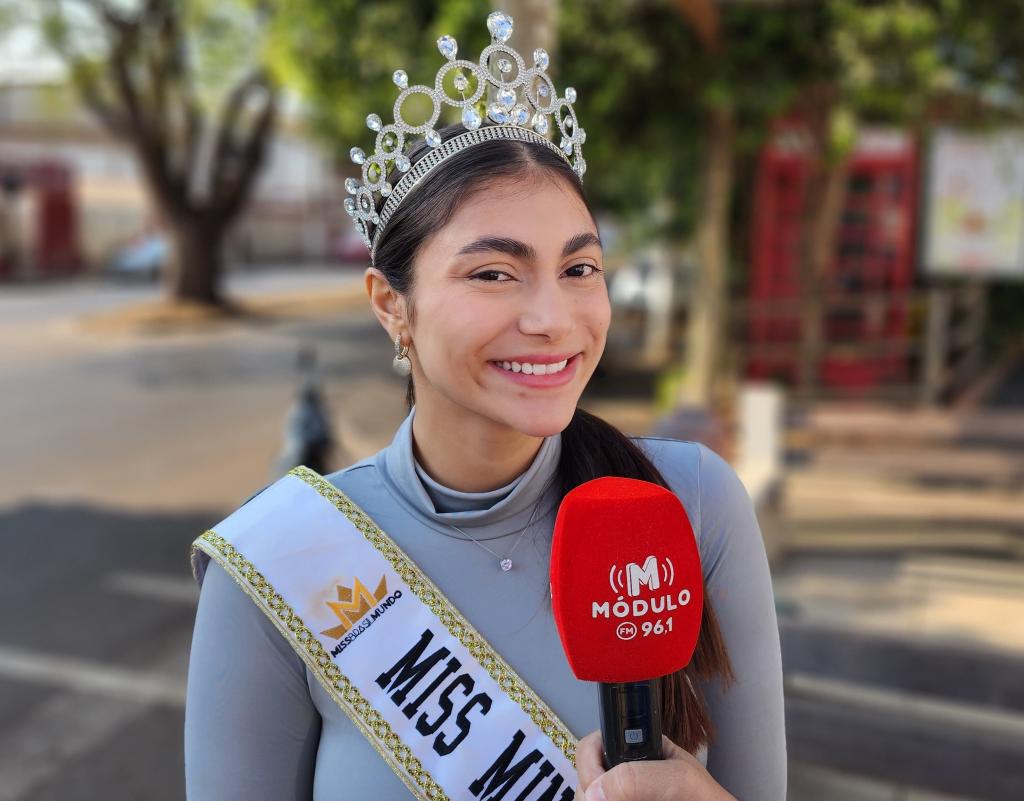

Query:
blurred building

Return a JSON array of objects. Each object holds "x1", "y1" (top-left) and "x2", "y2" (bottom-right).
[{"x1": 0, "y1": 77, "x2": 346, "y2": 281}]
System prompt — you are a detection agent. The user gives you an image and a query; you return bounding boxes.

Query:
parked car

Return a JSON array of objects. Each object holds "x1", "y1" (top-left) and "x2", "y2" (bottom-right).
[
  {"x1": 603, "y1": 246, "x2": 694, "y2": 371},
  {"x1": 105, "y1": 233, "x2": 169, "y2": 281}
]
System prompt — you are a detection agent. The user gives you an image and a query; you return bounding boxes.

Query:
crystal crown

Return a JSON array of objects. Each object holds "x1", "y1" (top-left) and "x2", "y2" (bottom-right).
[{"x1": 343, "y1": 10, "x2": 587, "y2": 260}]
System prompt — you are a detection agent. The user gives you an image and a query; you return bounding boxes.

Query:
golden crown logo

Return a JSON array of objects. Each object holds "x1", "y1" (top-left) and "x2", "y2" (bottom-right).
[{"x1": 320, "y1": 575, "x2": 389, "y2": 639}]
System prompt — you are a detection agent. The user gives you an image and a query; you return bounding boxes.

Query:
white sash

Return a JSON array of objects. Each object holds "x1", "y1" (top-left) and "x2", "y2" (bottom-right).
[{"x1": 191, "y1": 466, "x2": 578, "y2": 801}]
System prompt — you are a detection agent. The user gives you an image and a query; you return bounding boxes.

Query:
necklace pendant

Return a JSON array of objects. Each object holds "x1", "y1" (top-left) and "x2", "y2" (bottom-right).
[{"x1": 500, "y1": 558, "x2": 513, "y2": 572}]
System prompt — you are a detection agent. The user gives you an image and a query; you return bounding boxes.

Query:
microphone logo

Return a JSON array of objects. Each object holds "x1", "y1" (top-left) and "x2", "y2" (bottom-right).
[
  {"x1": 593, "y1": 553, "x2": 691, "y2": 626},
  {"x1": 609, "y1": 555, "x2": 675, "y2": 597}
]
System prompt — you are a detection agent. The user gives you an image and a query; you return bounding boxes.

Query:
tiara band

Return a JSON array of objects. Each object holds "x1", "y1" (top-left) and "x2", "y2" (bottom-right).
[
  {"x1": 343, "y1": 10, "x2": 588, "y2": 261},
  {"x1": 370, "y1": 125, "x2": 572, "y2": 260}
]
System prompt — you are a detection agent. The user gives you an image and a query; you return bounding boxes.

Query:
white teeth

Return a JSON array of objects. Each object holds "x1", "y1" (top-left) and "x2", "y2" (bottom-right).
[{"x1": 494, "y1": 358, "x2": 571, "y2": 375}]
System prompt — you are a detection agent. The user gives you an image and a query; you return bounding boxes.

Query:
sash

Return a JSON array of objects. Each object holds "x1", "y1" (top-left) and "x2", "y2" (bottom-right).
[{"x1": 190, "y1": 466, "x2": 578, "y2": 801}]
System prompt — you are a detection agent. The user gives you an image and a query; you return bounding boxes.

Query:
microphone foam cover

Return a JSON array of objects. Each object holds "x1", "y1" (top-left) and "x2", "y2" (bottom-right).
[{"x1": 550, "y1": 476, "x2": 703, "y2": 683}]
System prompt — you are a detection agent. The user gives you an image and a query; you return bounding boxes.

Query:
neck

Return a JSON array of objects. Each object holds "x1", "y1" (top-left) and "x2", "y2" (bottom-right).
[{"x1": 411, "y1": 404, "x2": 544, "y2": 493}]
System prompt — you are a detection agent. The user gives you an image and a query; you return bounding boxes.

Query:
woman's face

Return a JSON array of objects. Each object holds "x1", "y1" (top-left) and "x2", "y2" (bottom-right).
[{"x1": 405, "y1": 173, "x2": 610, "y2": 438}]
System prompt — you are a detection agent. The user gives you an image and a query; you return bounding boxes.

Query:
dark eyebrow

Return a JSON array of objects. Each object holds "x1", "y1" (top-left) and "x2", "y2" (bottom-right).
[{"x1": 454, "y1": 231, "x2": 602, "y2": 261}]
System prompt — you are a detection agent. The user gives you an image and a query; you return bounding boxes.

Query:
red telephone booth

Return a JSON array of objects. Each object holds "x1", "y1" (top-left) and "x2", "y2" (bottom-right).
[
  {"x1": 0, "y1": 160, "x2": 81, "y2": 280},
  {"x1": 747, "y1": 124, "x2": 918, "y2": 391}
]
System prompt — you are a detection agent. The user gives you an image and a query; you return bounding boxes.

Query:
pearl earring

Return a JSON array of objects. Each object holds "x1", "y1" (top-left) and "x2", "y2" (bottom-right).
[{"x1": 392, "y1": 333, "x2": 411, "y2": 376}]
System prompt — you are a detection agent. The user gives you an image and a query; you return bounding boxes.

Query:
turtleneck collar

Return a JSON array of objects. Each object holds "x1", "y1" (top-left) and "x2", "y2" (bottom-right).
[{"x1": 377, "y1": 406, "x2": 562, "y2": 540}]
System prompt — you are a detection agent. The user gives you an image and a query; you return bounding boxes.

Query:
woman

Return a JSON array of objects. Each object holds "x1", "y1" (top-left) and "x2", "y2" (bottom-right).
[{"x1": 185, "y1": 15, "x2": 785, "y2": 801}]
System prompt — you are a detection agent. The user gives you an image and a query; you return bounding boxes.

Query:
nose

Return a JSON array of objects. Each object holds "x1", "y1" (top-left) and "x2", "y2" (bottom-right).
[{"x1": 517, "y1": 272, "x2": 575, "y2": 341}]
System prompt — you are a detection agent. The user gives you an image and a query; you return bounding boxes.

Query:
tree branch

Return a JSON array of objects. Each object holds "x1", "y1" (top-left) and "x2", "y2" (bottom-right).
[{"x1": 211, "y1": 80, "x2": 278, "y2": 225}]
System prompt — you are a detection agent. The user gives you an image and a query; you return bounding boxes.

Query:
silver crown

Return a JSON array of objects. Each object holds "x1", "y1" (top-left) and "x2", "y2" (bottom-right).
[{"x1": 343, "y1": 10, "x2": 587, "y2": 260}]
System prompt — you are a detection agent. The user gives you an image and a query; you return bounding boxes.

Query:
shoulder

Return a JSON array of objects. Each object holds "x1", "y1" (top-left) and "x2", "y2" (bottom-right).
[
  {"x1": 323, "y1": 452, "x2": 379, "y2": 496},
  {"x1": 630, "y1": 436, "x2": 755, "y2": 569}
]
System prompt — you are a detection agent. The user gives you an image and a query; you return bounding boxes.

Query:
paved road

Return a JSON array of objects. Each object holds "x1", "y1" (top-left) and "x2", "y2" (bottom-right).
[{"x1": 0, "y1": 274, "x2": 407, "y2": 800}]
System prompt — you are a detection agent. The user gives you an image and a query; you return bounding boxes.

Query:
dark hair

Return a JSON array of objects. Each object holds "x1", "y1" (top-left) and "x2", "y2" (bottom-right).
[{"x1": 372, "y1": 122, "x2": 734, "y2": 752}]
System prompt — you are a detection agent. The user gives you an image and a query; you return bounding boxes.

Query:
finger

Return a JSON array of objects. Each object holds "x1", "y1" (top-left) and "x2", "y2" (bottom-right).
[
  {"x1": 584, "y1": 755, "x2": 696, "y2": 801},
  {"x1": 574, "y1": 730, "x2": 606, "y2": 792},
  {"x1": 584, "y1": 760, "x2": 641, "y2": 801}
]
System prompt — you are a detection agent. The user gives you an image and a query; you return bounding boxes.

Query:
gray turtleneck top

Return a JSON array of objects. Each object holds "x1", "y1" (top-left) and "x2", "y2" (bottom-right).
[{"x1": 184, "y1": 408, "x2": 786, "y2": 800}]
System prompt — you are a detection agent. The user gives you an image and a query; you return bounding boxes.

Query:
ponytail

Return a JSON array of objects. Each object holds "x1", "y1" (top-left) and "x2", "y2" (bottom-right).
[
  {"x1": 406, "y1": 384, "x2": 734, "y2": 753},
  {"x1": 559, "y1": 407, "x2": 734, "y2": 753}
]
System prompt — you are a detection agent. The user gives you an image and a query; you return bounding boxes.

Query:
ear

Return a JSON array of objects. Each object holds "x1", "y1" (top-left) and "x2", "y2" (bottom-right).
[{"x1": 365, "y1": 267, "x2": 408, "y2": 340}]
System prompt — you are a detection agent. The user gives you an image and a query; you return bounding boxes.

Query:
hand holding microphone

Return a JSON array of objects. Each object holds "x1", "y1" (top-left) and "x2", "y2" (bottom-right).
[{"x1": 574, "y1": 731, "x2": 736, "y2": 801}]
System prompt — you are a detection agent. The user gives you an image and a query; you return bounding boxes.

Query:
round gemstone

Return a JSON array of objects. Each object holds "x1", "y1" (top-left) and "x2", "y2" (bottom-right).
[
  {"x1": 395, "y1": 153, "x2": 411, "y2": 172},
  {"x1": 392, "y1": 70, "x2": 408, "y2": 89},
  {"x1": 512, "y1": 104, "x2": 530, "y2": 125},
  {"x1": 371, "y1": 212, "x2": 380, "y2": 224},
  {"x1": 498, "y1": 58, "x2": 512, "y2": 74},
  {"x1": 500, "y1": 559, "x2": 513, "y2": 572},
  {"x1": 366, "y1": 113, "x2": 382, "y2": 131},
  {"x1": 383, "y1": 134, "x2": 395, "y2": 149},
  {"x1": 538, "y1": 85, "x2": 549, "y2": 98},
  {"x1": 497, "y1": 88, "x2": 516, "y2": 110},
  {"x1": 534, "y1": 48, "x2": 549, "y2": 70},
  {"x1": 453, "y1": 73, "x2": 469, "y2": 91},
  {"x1": 380, "y1": 182, "x2": 392, "y2": 197},
  {"x1": 344, "y1": 177, "x2": 359, "y2": 194},
  {"x1": 437, "y1": 35, "x2": 457, "y2": 60},
  {"x1": 425, "y1": 129, "x2": 442, "y2": 148},
  {"x1": 486, "y1": 11, "x2": 514, "y2": 43},
  {"x1": 561, "y1": 137, "x2": 573, "y2": 155},
  {"x1": 462, "y1": 106, "x2": 482, "y2": 130},
  {"x1": 349, "y1": 147, "x2": 366, "y2": 165},
  {"x1": 565, "y1": 117, "x2": 573, "y2": 130},
  {"x1": 565, "y1": 86, "x2": 578, "y2": 103},
  {"x1": 532, "y1": 113, "x2": 549, "y2": 135},
  {"x1": 344, "y1": 198, "x2": 356, "y2": 215},
  {"x1": 578, "y1": 157, "x2": 587, "y2": 176}
]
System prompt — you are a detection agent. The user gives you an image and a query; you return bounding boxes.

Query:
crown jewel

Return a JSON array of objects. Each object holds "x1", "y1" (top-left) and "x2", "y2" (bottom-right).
[{"x1": 344, "y1": 10, "x2": 587, "y2": 260}]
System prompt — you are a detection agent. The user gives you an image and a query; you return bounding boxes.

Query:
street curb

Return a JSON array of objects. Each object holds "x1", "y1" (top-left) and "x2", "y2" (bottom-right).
[{"x1": 75, "y1": 280, "x2": 369, "y2": 335}]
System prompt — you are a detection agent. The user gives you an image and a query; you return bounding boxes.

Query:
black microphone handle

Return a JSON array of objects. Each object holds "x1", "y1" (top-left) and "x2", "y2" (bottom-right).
[{"x1": 598, "y1": 678, "x2": 664, "y2": 768}]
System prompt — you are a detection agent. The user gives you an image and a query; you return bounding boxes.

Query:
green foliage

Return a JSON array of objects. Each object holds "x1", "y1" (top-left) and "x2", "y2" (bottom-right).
[
  {"x1": 830, "y1": 0, "x2": 948, "y2": 124},
  {"x1": 263, "y1": 0, "x2": 488, "y2": 158},
  {"x1": 37, "y1": 0, "x2": 268, "y2": 119}
]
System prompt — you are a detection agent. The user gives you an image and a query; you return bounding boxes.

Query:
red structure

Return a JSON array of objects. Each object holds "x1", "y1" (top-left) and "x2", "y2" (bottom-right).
[
  {"x1": 746, "y1": 124, "x2": 919, "y2": 390},
  {"x1": 0, "y1": 160, "x2": 81, "y2": 279}
]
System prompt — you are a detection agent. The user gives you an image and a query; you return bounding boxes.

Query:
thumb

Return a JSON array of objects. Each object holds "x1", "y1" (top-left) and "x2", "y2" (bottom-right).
[{"x1": 583, "y1": 760, "x2": 682, "y2": 801}]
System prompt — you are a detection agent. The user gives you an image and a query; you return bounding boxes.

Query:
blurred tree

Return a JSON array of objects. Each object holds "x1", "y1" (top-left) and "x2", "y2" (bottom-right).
[
  {"x1": 263, "y1": 0, "x2": 487, "y2": 162},
  {"x1": 791, "y1": 0, "x2": 949, "y2": 396},
  {"x1": 560, "y1": 0, "x2": 826, "y2": 406},
  {"x1": 37, "y1": 0, "x2": 278, "y2": 305}
]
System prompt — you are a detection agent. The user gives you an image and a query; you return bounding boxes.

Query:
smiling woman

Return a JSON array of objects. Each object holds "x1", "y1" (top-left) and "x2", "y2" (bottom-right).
[
  {"x1": 368, "y1": 149, "x2": 612, "y2": 490},
  {"x1": 186, "y1": 40, "x2": 784, "y2": 801}
]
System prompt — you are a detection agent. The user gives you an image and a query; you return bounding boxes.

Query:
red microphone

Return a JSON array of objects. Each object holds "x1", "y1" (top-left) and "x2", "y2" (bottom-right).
[{"x1": 550, "y1": 476, "x2": 703, "y2": 767}]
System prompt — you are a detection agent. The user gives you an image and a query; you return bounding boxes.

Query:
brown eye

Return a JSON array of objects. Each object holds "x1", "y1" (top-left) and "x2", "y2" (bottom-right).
[
  {"x1": 565, "y1": 263, "x2": 602, "y2": 278},
  {"x1": 470, "y1": 270, "x2": 513, "y2": 282}
]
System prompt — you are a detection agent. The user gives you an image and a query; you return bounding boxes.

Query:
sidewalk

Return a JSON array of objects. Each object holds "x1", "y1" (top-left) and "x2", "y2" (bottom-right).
[{"x1": 776, "y1": 360, "x2": 1024, "y2": 801}]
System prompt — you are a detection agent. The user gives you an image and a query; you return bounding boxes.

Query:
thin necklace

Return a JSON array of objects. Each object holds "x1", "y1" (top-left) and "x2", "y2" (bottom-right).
[{"x1": 444, "y1": 475, "x2": 556, "y2": 573}]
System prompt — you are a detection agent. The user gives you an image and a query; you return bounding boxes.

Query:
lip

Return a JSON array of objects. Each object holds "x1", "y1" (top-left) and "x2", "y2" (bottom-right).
[
  {"x1": 494, "y1": 352, "x2": 579, "y2": 365},
  {"x1": 488, "y1": 352, "x2": 581, "y2": 388}
]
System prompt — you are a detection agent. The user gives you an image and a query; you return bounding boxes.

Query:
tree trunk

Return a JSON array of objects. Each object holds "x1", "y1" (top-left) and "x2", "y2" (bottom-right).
[
  {"x1": 497, "y1": 0, "x2": 557, "y2": 57},
  {"x1": 681, "y1": 102, "x2": 735, "y2": 408},
  {"x1": 168, "y1": 218, "x2": 226, "y2": 305},
  {"x1": 797, "y1": 154, "x2": 849, "y2": 397}
]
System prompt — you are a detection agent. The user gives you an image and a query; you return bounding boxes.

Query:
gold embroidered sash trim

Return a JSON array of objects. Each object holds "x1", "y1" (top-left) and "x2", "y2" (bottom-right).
[
  {"x1": 286, "y1": 465, "x2": 577, "y2": 762},
  {"x1": 193, "y1": 530, "x2": 450, "y2": 801}
]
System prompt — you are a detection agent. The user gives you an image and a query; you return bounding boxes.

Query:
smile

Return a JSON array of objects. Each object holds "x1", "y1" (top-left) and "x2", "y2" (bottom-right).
[
  {"x1": 496, "y1": 359, "x2": 569, "y2": 375},
  {"x1": 488, "y1": 353, "x2": 581, "y2": 387}
]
